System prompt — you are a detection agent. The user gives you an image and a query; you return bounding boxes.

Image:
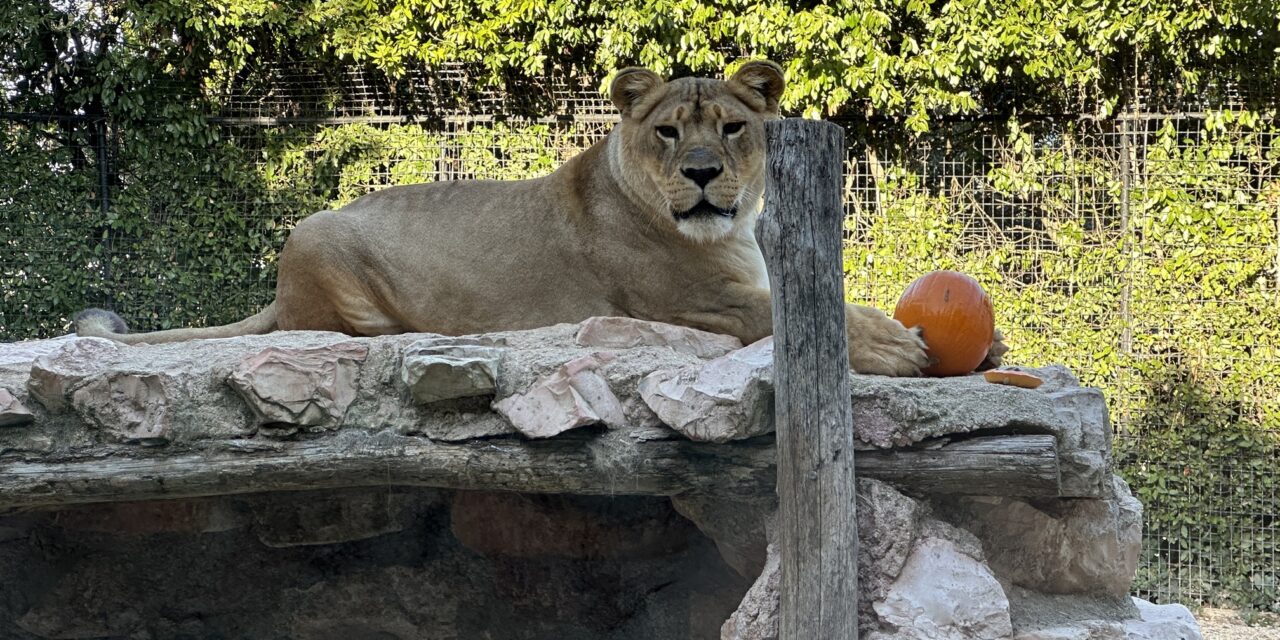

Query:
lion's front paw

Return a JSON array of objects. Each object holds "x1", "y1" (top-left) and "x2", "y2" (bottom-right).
[{"x1": 845, "y1": 305, "x2": 931, "y2": 376}]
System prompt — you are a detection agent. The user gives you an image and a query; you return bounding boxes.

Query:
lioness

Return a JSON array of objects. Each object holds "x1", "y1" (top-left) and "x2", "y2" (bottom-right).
[{"x1": 76, "y1": 61, "x2": 941, "y2": 376}]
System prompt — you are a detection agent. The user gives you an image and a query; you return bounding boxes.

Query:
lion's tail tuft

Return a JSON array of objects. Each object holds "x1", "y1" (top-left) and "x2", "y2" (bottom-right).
[{"x1": 73, "y1": 308, "x2": 130, "y2": 337}]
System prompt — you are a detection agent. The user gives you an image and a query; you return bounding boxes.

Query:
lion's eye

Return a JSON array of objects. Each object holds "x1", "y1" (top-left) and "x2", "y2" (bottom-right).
[
  {"x1": 656, "y1": 125, "x2": 679, "y2": 140},
  {"x1": 723, "y1": 121, "x2": 746, "y2": 136}
]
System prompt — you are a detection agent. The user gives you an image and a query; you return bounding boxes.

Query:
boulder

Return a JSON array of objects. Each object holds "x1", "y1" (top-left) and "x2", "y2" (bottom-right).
[
  {"x1": 870, "y1": 536, "x2": 1013, "y2": 640},
  {"x1": 1123, "y1": 598, "x2": 1203, "y2": 640},
  {"x1": 1013, "y1": 598, "x2": 1203, "y2": 640},
  {"x1": 493, "y1": 352, "x2": 626, "y2": 438},
  {"x1": 0, "y1": 321, "x2": 1202, "y2": 639},
  {"x1": 227, "y1": 342, "x2": 369, "y2": 434},
  {"x1": 27, "y1": 338, "x2": 121, "y2": 412},
  {"x1": 401, "y1": 337, "x2": 504, "y2": 404},
  {"x1": 717, "y1": 477, "x2": 1196, "y2": 640},
  {"x1": 639, "y1": 338, "x2": 774, "y2": 443},
  {"x1": 70, "y1": 372, "x2": 174, "y2": 444}
]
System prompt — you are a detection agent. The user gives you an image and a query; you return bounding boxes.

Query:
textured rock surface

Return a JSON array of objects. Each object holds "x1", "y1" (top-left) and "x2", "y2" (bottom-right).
[
  {"x1": 720, "y1": 542, "x2": 781, "y2": 640},
  {"x1": 401, "y1": 337, "x2": 503, "y2": 404},
  {"x1": 576, "y1": 316, "x2": 744, "y2": 358},
  {"x1": 1014, "y1": 598, "x2": 1203, "y2": 640},
  {"x1": 1123, "y1": 598, "x2": 1204, "y2": 640},
  {"x1": 639, "y1": 338, "x2": 775, "y2": 443},
  {"x1": 0, "y1": 335, "x2": 76, "y2": 373},
  {"x1": 0, "y1": 388, "x2": 33, "y2": 427},
  {"x1": 849, "y1": 366, "x2": 1101, "y2": 447},
  {"x1": 71, "y1": 371, "x2": 174, "y2": 443},
  {"x1": 857, "y1": 475, "x2": 926, "y2": 615},
  {"x1": 494, "y1": 352, "x2": 627, "y2": 437},
  {"x1": 671, "y1": 493, "x2": 775, "y2": 578},
  {"x1": 848, "y1": 365, "x2": 1112, "y2": 497},
  {"x1": 26, "y1": 337, "x2": 121, "y2": 412},
  {"x1": 0, "y1": 324, "x2": 1112, "y2": 494},
  {"x1": 934, "y1": 476, "x2": 1143, "y2": 597},
  {"x1": 228, "y1": 342, "x2": 369, "y2": 433},
  {"x1": 871, "y1": 536, "x2": 1013, "y2": 640},
  {"x1": 1005, "y1": 585, "x2": 1139, "y2": 636}
]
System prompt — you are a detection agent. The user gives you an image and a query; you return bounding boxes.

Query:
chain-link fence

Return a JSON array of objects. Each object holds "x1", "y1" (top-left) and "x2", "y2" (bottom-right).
[{"x1": 2, "y1": 65, "x2": 1277, "y2": 611}]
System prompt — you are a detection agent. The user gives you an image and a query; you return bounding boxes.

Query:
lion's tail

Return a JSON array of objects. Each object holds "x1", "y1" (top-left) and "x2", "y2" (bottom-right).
[{"x1": 74, "y1": 302, "x2": 279, "y2": 345}]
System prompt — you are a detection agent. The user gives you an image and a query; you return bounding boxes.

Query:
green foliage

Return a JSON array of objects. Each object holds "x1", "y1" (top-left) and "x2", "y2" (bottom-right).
[
  {"x1": 845, "y1": 116, "x2": 1280, "y2": 611},
  {"x1": 5, "y1": 0, "x2": 1280, "y2": 128},
  {"x1": 0, "y1": 124, "x2": 108, "y2": 338}
]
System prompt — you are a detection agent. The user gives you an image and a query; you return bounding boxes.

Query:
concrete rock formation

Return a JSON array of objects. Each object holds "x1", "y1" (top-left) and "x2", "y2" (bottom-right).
[{"x1": 0, "y1": 319, "x2": 1202, "y2": 639}]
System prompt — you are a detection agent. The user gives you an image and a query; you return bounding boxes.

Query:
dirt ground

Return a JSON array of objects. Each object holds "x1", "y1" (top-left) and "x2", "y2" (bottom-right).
[{"x1": 1199, "y1": 609, "x2": 1280, "y2": 640}]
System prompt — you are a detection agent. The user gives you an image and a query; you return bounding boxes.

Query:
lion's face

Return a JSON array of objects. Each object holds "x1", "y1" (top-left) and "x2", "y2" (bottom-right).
[{"x1": 609, "y1": 62, "x2": 785, "y2": 243}]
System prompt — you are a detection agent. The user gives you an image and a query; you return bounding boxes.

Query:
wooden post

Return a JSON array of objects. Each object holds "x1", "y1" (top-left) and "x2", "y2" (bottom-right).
[{"x1": 756, "y1": 118, "x2": 859, "y2": 638}]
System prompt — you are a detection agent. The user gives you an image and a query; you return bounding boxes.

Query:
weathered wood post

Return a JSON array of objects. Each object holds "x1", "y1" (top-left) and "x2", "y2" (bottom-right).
[{"x1": 756, "y1": 118, "x2": 859, "y2": 639}]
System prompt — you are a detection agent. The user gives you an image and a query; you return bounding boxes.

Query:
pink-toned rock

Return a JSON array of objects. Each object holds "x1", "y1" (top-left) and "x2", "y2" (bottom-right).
[
  {"x1": 71, "y1": 373, "x2": 172, "y2": 443},
  {"x1": 0, "y1": 388, "x2": 34, "y2": 427},
  {"x1": 227, "y1": 343, "x2": 368, "y2": 431},
  {"x1": 638, "y1": 338, "x2": 774, "y2": 443},
  {"x1": 27, "y1": 338, "x2": 120, "y2": 411},
  {"x1": 493, "y1": 353, "x2": 626, "y2": 438},
  {"x1": 575, "y1": 316, "x2": 743, "y2": 358}
]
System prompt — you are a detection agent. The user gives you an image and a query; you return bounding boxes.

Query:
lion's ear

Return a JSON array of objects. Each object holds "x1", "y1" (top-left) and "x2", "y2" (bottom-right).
[
  {"x1": 728, "y1": 60, "x2": 785, "y2": 114},
  {"x1": 609, "y1": 67, "x2": 665, "y2": 118}
]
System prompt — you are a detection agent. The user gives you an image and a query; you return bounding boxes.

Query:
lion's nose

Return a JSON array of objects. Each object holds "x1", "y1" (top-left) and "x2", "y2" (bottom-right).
[
  {"x1": 681, "y1": 148, "x2": 724, "y2": 188},
  {"x1": 681, "y1": 165, "x2": 723, "y2": 188}
]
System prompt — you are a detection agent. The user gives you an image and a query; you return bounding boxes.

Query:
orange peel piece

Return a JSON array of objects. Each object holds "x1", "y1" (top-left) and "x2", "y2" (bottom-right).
[{"x1": 983, "y1": 369, "x2": 1044, "y2": 389}]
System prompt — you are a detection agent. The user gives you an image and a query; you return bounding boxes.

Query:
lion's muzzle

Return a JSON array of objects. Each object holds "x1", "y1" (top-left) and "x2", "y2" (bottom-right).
[{"x1": 674, "y1": 201, "x2": 738, "y2": 220}]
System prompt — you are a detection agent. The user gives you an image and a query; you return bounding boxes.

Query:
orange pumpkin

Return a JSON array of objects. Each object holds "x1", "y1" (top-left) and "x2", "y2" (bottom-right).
[{"x1": 892, "y1": 271, "x2": 995, "y2": 377}]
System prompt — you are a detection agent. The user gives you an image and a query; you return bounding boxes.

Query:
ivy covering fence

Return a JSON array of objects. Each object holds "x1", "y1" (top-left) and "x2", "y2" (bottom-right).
[{"x1": 2, "y1": 0, "x2": 1279, "y2": 613}]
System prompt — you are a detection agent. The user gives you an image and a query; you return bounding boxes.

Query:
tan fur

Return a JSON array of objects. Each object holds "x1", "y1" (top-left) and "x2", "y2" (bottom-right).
[{"x1": 76, "y1": 61, "x2": 932, "y2": 376}]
